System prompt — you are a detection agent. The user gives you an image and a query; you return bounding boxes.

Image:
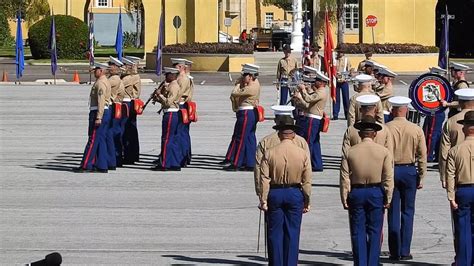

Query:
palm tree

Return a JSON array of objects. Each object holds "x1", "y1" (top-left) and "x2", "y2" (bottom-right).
[
  {"x1": 125, "y1": 0, "x2": 144, "y2": 48},
  {"x1": 0, "y1": 0, "x2": 50, "y2": 25}
]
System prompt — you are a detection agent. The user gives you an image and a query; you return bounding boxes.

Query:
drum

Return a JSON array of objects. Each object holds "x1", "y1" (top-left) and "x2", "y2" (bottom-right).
[{"x1": 407, "y1": 105, "x2": 424, "y2": 125}]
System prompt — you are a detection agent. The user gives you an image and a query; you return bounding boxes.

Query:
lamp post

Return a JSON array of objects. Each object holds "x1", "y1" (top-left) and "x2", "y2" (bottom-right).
[{"x1": 290, "y1": 0, "x2": 303, "y2": 52}]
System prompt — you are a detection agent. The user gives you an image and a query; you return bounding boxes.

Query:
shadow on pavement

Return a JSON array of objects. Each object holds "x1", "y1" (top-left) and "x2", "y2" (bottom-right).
[{"x1": 162, "y1": 254, "x2": 262, "y2": 265}]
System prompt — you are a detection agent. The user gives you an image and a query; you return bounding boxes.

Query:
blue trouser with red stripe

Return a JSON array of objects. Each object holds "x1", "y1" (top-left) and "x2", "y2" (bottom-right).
[
  {"x1": 159, "y1": 111, "x2": 181, "y2": 169},
  {"x1": 388, "y1": 165, "x2": 418, "y2": 258},
  {"x1": 300, "y1": 116, "x2": 323, "y2": 171},
  {"x1": 267, "y1": 187, "x2": 304, "y2": 266},
  {"x1": 279, "y1": 78, "x2": 289, "y2": 105},
  {"x1": 348, "y1": 187, "x2": 384, "y2": 266},
  {"x1": 105, "y1": 108, "x2": 116, "y2": 168},
  {"x1": 453, "y1": 187, "x2": 474, "y2": 266},
  {"x1": 123, "y1": 101, "x2": 140, "y2": 163},
  {"x1": 333, "y1": 81, "x2": 350, "y2": 119},
  {"x1": 80, "y1": 110, "x2": 108, "y2": 170},
  {"x1": 178, "y1": 103, "x2": 192, "y2": 166},
  {"x1": 422, "y1": 112, "x2": 445, "y2": 162},
  {"x1": 225, "y1": 109, "x2": 257, "y2": 168}
]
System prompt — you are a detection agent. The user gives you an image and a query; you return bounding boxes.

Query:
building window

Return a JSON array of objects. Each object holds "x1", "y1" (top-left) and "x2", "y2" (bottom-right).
[
  {"x1": 96, "y1": 0, "x2": 110, "y2": 8},
  {"x1": 265, "y1": 12, "x2": 273, "y2": 28},
  {"x1": 344, "y1": 3, "x2": 359, "y2": 31}
]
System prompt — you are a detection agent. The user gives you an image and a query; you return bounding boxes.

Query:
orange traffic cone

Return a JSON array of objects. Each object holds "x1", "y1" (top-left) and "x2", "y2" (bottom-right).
[
  {"x1": 2, "y1": 70, "x2": 8, "y2": 82},
  {"x1": 73, "y1": 70, "x2": 80, "y2": 83}
]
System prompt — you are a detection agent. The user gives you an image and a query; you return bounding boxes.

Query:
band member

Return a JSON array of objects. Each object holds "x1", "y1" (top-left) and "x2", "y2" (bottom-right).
[
  {"x1": 439, "y1": 89, "x2": 474, "y2": 187},
  {"x1": 224, "y1": 64, "x2": 261, "y2": 171},
  {"x1": 348, "y1": 74, "x2": 384, "y2": 126},
  {"x1": 357, "y1": 50, "x2": 374, "y2": 72},
  {"x1": 258, "y1": 120, "x2": 312, "y2": 266},
  {"x1": 310, "y1": 44, "x2": 325, "y2": 73},
  {"x1": 386, "y1": 96, "x2": 427, "y2": 261},
  {"x1": 423, "y1": 67, "x2": 449, "y2": 162},
  {"x1": 342, "y1": 95, "x2": 393, "y2": 158},
  {"x1": 276, "y1": 44, "x2": 298, "y2": 105},
  {"x1": 107, "y1": 56, "x2": 125, "y2": 168},
  {"x1": 374, "y1": 67, "x2": 396, "y2": 122},
  {"x1": 254, "y1": 105, "x2": 310, "y2": 196},
  {"x1": 442, "y1": 62, "x2": 471, "y2": 118},
  {"x1": 151, "y1": 67, "x2": 182, "y2": 171},
  {"x1": 121, "y1": 57, "x2": 141, "y2": 164},
  {"x1": 75, "y1": 63, "x2": 112, "y2": 173},
  {"x1": 293, "y1": 69, "x2": 328, "y2": 171},
  {"x1": 340, "y1": 116, "x2": 394, "y2": 266},
  {"x1": 333, "y1": 50, "x2": 353, "y2": 120},
  {"x1": 446, "y1": 111, "x2": 474, "y2": 266}
]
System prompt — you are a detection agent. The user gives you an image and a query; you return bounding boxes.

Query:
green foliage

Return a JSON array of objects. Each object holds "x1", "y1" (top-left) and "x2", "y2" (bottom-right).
[
  {"x1": 123, "y1": 31, "x2": 137, "y2": 48},
  {"x1": 163, "y1": 43, "x2": 254, "y2": 54},
  {"x1": 0, "y1": 7, "x2": 14, "y2": 47},
  {"x1": 0, "y1": 0, "x2": 49, "y2": 25},
  {"x1": 28, "y1": 15, "x2": 88, "y2": 59},
  {"x1": 338, "y1": 43, "x2": 439, "y2": 54}
]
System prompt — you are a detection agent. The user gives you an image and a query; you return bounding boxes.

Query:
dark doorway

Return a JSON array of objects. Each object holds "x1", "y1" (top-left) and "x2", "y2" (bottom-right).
[{"x1": 436, "y1": 0, "x2": 474, "y2": 58}]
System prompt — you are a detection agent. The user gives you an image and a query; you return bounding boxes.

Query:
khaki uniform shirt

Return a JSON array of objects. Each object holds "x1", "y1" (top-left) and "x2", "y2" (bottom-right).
[
  {"x1": 446, "y1": 136, "x2": 474, "y2": 200},
  {"x1": 156, "y1": 80, "x2": 180, "y2": 109},
  {"x1": 311, "y1": 55, "x2": 324, "y2": 72},
  {"x1": 386, "y1": 117, "x2": 427, "y2": 181},
  {"x1": 335, "y1": 56, "x2": 351, "y2": 82},
  {"x1": 131, "y1": 74, "x2": 142, "y2": 99},
  {"x1": 347, "y1": 91, "x2": 385, "y2": 126},
  {"x1": 122, "y1": 74, "x2": 141, "y2": 99},
  {"x1": 89, "y1": 75, "x2": 111, "y2": 120},
  {"x1": 109, "y1": 74, "x2": 125, "y2": 103},
  {"x1": 445, "y1": 80, "x2": 469, "y2": 110},
  {"x1": 260, "y1": 139, "x2": 312, "y2": 205},
  {"x1": 340, "y1": 138, "x2": 394, "y2": 206},
  {"x1": 177, "y1": 73, "x2": 192, "y2": 102},
  {"x1": 357, "y1": 59, "x2": 371, "y2": 72},
  {"x1": 375, "y1": 83, "x2": 393, "y2": 114},
  {"x1": 277, "y1": 56, "x2": 298, "y2": 80},
  {"x1": 255, "y1": 132, "x2": 310, "y2": 195},
  {"x1": 341, "y1": 123, "x2": 393, "y2": 158},
  {"x1": 439, "y1": 109, "x2": 473, "y2": 182},
  {"x1": 230, "y1": 81, "x2": 260, "y2": 111},
  {"x1": 301, "y1": 87, "x2": 327, "y2": 116}
]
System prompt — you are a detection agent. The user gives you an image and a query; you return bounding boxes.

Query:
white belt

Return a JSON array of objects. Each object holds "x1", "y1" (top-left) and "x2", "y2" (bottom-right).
[
  {"x1": 163, "y1": 108, "x2": 179, "y2": 113},
  {"x1": 238, "y1": 106, "x2": 255, "y2": 111},
  {"x1": 179, "y1": 102, "x2": 185, "y2": 105},
  {"x1": 123, "y1": 98, "x2": 132, "y2": 102},
  {"x1": 383, "y1": 110, "x2": 390, "y2": 115},
  {"x1": 89, "y1": 106, "x2": 108, "y2": 111},
  {"x1": 305, "y1": 113, "x2": 322, "y2": 120}
]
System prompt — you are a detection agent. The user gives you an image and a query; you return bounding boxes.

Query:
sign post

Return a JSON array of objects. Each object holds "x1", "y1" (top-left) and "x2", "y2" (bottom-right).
[
  {"x1": 365, "y1": 15, "x2": 377, "y2": 44},
  {"x1": 173, "y1": 16, "x2": 182, "y2": 44},
  {"x1": 224, "y1": 18, "x2": 232, "y2": 43}
]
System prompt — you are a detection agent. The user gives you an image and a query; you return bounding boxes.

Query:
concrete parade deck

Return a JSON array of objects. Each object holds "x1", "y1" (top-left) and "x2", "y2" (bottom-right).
[{"x1": 0, "y1": 82, "x2": 454, "y2": 265}]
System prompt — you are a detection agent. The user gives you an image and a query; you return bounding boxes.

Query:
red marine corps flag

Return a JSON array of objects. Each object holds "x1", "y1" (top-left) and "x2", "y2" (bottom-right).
[{"x1": 323, "y1": 11, "x2": 337, "y2": 102}]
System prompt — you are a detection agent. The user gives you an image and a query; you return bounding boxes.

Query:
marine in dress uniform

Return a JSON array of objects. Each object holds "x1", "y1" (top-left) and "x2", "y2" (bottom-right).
[
  {"x1": 254, "y1": 105, "x2": 310, "y2": 196},
  {"x1": 333, "y1": 50, "x2": 353, "y2": 120},
  {"x1": 258, "y1": 122, "x2": 312, "y2": 266},
  {"x1": 341, "y1": 95, "x2": 393, "y2": 158},
  {"x1": 442, "y1": 62, "x2": 471, "y2": 118},
  {"x1": 340, "y1": 116, "x2": 394, "y2": 266},
  {"x1": 171, "y1": 58, "x2": 193, "y2": 167},
  {"x1": 106, "y1": 56, "x2": 125, "y2": 169},
  {"x1": 292, "y1": 69, "x2": 328, "y2": 171},
  {"x1": 374, "y1": 67, "x2": 396, "y2": 123},
  {"x1": 75, "y1": 63, "x2": 112, "y2": 173},
  {"x1": 121, "y1": 57, "x2": 141, "y2": 164},
  {"x1": 386, "y1": 96, "x2": 427, "y2": 261},
  {"x1": 347, "y1": 74, "x2": 384, "y2": 126},
  {"x1": 151, "y1": 67, "x2": 182, "y2": 171},
  {"x1": 439, "y1": 89, "x2": 474, "y2": 187},
  {"x1": 357, "y1": 50, "x2": 374, "y2": 72},
  {"x1": 276, "y1": 44, "x2": 298, "y2": 105},
  {"x1": 446, "y1": 111, "x2": 474, "y2": 266},
  {"x1": 310, "y1": 44, "x2": 325, "y2": 73},
  {"x1": 224, "y1": 64, "x2": 261, "y2": 171},
  {"x1": 422, "y1": 67, "x2": 449, "y2": 162}
]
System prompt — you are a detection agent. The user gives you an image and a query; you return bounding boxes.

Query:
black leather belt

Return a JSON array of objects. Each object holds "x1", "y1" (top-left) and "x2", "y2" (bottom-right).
[
  {"x1": 457, "y1": 184, "x2": 474, "y2": 188},
  {"x1": 270, "y1": 184, "x2": 301, "y2": 189},
  {"x1": 352, "y1": 183, "x2": 382, "y2": 189},
  {"x1": 395, "y1": 163, "x2": 415, "y2": 166}
]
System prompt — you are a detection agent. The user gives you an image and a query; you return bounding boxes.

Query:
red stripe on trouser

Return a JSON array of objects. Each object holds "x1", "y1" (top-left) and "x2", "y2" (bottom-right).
[
  {"x1": 162, "y1": 112, "x2": 173, "y2": 168},
  {"x1": 82, "y1": 127, "x2": 97, "y2": 168},
  {"x1": 426, "y1": 116, "x2": 435, "y2": 156},
  {"x1": 226, "y1": 139, "x2": 236, "y2": 160},
  {"x1": 306, "y1": 117, "x2": 313, "y2": 143},
  {"x1": 233, "y1": 110, "x2": 248, "y2": 166}
]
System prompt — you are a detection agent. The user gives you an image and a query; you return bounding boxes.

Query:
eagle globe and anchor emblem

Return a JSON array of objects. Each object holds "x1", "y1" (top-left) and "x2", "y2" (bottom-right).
[{"x1": 408, "y1": 73, "x2": 454, "y2": 116}]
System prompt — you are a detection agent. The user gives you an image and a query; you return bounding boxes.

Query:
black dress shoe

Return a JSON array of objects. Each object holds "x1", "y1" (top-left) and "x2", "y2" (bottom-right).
[
  {"x1": 223, "y1": 165, "x2": 238, "y2": 171},
  {"x1": 388, "y1": 255, "x2": 400, "y2": 261},
  {"x1": 400, "y1": 254, "x2": 413, "y2": 260},
  {"x1": 108, "y1": 166, "x2": 116, "y2": 170},
  {"x1": 73, "y1": 167, "x2": 93, "y2": 173},
  {"x1": 151, "y1": 165, "x2": 181, "y2": 171},
  {"x1": 239, "y1": 166, "x2": 254, "y2": 172},
  {"x1": 331, "y1": 117, "x2": 338, "y2": 120},
  {"x1": 122, "y1": 161, "x2": 135, "y2": 165},
  {"x1": 95, "y1": 168, "x2": 108, "y2": 173},
  {"x1": 218, "y1": 159, "x2": 231, "y2": 165}
]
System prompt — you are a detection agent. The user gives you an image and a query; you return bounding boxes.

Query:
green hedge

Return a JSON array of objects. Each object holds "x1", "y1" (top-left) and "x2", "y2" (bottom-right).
[
  {"x1": 162, "y1": 43, "x2": 254, "y2": 54},
  {"x1": 28, "y1": 15, "x2": 88, "y2": 59},
  {"x1": 338, "y1": 43, "x2": 439, "y2": 54},
  {"x1": 0, "y1": 8, "x2": 14, "y2": 47}
]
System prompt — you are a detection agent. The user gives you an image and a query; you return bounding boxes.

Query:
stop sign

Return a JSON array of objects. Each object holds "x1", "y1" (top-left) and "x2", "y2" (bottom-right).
[{"x1": 366, "y1": 15, "x2": 377, "y2": 27}]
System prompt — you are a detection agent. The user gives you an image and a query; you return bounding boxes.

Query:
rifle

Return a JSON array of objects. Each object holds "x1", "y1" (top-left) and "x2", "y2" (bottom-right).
[{"x1": 142, "y1": 80, "x2": 165, "y2": 112}]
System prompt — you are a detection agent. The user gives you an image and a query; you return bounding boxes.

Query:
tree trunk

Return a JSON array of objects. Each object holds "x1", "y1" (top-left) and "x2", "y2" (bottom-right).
[
  {"x1": 336, "y1": 0, "x2": 345, "y2": 46},
  {"x1": 312, "y1": 0, "x2": 320, "y2": 43},
  {"x1": 135, "y1": 6, "x2": 141, "y2": 48}
]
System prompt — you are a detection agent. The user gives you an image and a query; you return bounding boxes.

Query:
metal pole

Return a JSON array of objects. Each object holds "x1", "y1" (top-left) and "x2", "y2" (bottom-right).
[
  {"x1": 176, "y1": 29, "x2": 178, "y2": 44},
  {"x1": 371, "y1": 27, "x2": 375, "y2": 44},
  {"x1": 257, "y1": 210, "x2": 262, "y2": 253}
]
